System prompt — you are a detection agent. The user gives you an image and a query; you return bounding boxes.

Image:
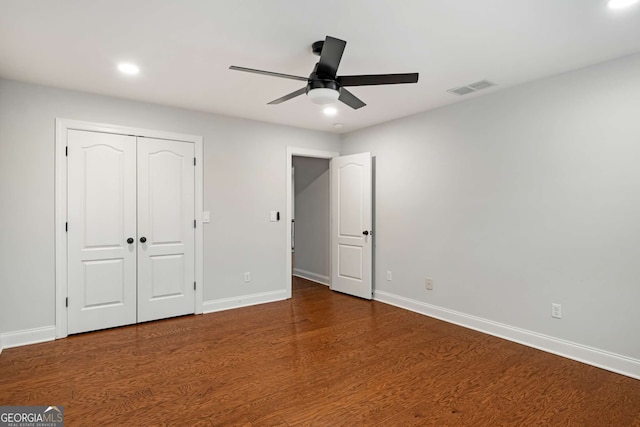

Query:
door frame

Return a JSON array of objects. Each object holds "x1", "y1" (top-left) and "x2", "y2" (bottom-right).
[
  {"x1": 285, "y1": 147, "x2": 339, "y2": 298},
  {"x1": 55, "y1": 118, "x2": 204, "y2": 338}
]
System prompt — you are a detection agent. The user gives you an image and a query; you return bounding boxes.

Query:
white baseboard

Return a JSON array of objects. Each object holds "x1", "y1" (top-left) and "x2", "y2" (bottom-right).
[
  {"x1": 202, "y1": 289, "x2": 288, "y2": 314},
  {"x1": 0, "y1": 326, "x2": 56, "y2": 350},
  {"x1": 293, "y1": 268, "x2": 330, "y2": 286},
  {"x1": 374, "y1": 290, "x2": 640, "y2": 380}
]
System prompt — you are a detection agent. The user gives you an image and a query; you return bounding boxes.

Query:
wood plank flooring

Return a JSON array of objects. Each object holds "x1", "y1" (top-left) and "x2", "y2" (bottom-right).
[{"x1": 1, "y1": 277, "x2": 639, "y2": 426}]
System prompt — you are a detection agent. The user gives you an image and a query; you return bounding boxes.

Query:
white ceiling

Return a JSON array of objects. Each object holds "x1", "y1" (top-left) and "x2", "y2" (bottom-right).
[{"x1": 1, "y1": 0, "x2": 640, "y2": 133}]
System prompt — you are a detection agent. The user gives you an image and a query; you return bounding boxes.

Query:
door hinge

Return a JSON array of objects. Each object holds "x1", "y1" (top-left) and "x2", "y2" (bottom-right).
[
  {"x1": 65, "y1": 146, "x2": 68, "y2": 156},
  {"x1": 194, "y1": 281, "x2": 196, "y2": 290},
  {"x1": 65, "y1": 297, "x2": 68, "y2": 307},
  {"x1": 65, "y1": 222, "x2": 68, "y2": 232},
  {"x1": 194, "y1": 219, "x2": 196, "y2": 228},
  {"x1": 194, "y1": 157, "x2": 196, "y2": 166}
]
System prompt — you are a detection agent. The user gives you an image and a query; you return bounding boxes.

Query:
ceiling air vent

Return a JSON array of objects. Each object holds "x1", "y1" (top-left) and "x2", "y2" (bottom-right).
[{"x1": 447, "y1": 80, "x2": 496, "y2": 96}]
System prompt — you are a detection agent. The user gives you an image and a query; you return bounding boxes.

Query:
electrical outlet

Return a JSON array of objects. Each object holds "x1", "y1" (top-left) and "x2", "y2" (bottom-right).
[
  {"x1": 244, "y1": 272, "x2": 251, "y2": 283},
  {"x1": 425, "y1": 278, "x2": 433, "y2": 290},
  {"x1": 386, "y1": 271, "x2": 392, "y2": 281},
  {"x1": 552, "y1": 303, "x2": 562, "y2": 319}
]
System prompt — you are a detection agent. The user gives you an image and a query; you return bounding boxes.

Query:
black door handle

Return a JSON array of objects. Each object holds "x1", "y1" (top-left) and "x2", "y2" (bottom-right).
[
  {"x1": 126, "y1": 237, "x2": 134, "y2": 244},
  {"x1": 362, "y1": 231, "x2": 369, "y2": 236},
  {"x1": 140, "y1": 237, "x2": 147, "y2": 243}
]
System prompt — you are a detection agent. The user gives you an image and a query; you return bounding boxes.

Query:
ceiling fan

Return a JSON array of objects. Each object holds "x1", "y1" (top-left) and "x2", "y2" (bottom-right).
[{"x1": 229, "y1": 35, "x2": 419, "y2": 110}]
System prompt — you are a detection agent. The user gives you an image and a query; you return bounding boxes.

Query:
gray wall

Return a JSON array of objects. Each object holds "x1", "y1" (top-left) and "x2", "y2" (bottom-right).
[
  {"x1": 0, "y1": 78, "x2": 340, "y2": 335},
  {"x1": 341, "y1": 53, "x2": 640, "y2": 361},
  {"x1": 292, "y1": 156, "x2": 330, "y2": 283}
]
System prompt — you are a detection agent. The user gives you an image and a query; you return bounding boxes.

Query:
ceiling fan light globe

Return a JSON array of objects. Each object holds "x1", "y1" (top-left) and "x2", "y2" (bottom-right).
[{"x1": 308, "y1": 88, "x2": 340, "y2": 105}]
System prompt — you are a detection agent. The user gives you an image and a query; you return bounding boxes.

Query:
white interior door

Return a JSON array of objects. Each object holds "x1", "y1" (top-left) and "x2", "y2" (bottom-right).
[
  {"x1": 330, "y1": 152, "x2": 372, "y2": 299},
  {"x1": 136, "y1": 137, "x2": 195, "y2": 322},
  {"x1": 67, "y1": 130, "x2": 137, "y2": 334}
]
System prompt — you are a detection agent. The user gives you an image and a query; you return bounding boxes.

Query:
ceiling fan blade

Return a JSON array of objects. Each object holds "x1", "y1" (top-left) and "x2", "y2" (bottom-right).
[
  {"x1": 316, "y1": 36, "x2": 346, "y2": 79},
  {"x1": 268, "y1": 87, "x2": 307, "y2": 105},
  {"x1": 337, "y1": 73, "x2": 419, "y2": 87},
  {"x1": 338, "y1": 88, "x2": 366, "y2": 110},
  {"x1": 229, "y1": 66, "x2": 308, "y2": 82}
]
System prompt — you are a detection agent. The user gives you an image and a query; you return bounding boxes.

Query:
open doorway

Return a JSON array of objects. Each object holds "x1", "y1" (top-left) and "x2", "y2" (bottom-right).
[
  {"x1": 286, "y1": 147, "x2": 373, "y2": 300},
  {"x1": 292, "y1": 156, "x2": 331, "y2": 286},
  {"x1": 285, "y1": 147, "x2": 338, "y2": 298}
]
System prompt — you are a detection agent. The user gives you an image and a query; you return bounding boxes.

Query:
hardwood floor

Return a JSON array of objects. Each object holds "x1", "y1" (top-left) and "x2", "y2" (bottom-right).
[{"x1": 1, "y1": 277, "x2": 639, "y2": 426}]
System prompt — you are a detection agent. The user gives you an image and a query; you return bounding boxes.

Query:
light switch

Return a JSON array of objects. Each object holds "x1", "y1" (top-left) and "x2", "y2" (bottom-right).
[
  {"x1": 270, "y1": 211, "x2": 278, "y2": 222},
  {"x1": 203, "y1": 211, "x2": 210, "y2": 223}
]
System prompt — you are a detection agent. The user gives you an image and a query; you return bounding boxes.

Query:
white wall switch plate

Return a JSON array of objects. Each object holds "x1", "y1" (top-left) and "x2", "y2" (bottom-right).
[
  {"x1": 552, "y1": 303, "x2": 562, "y2": 319},
  {"x1": 386, "y1": 271, "x2": 392, "y2": 281},
  {"x1": 270, "y1": 211, "x2": 278, "y2": 222},
  {"x1": 203, "y1": 211, "x2": 210, "y2": 223},
  {"x1": 244, "y1": 272, "x2": 251, "y2": 282}
]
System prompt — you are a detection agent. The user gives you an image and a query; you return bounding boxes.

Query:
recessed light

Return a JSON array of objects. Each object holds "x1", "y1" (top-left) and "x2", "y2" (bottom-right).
[
  {"x1": 607, "y1": 0, "x2": 638, "y2": 9},
  {"x1": 117, "y1": 63, "x2": 140, "y2": 75},
  {"x1": 323, "y1": 106, "x2": 337, "y2": 116}
]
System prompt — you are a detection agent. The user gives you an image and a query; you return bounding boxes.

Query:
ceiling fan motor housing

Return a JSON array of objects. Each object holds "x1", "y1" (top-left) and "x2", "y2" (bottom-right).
[{"x1": 307, "y1": 78, "x2": 339, "y2": 92}]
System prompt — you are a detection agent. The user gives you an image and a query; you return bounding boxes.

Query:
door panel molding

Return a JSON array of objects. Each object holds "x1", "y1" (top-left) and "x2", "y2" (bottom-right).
[{"x1": 55, "y1": 119, "x2": 204, "y2": 338}]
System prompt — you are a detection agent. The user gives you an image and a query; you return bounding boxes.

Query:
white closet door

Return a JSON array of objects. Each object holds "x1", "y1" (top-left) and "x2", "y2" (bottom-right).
[
  {"x1": 67, "y1": 130, "x2": 137, "y2": 334},
  {"x1": 136, "y1": 137, "x2": 195, "y2": 322}
]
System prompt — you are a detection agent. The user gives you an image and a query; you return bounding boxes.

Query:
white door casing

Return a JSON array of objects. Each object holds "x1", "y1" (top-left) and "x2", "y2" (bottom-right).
[
  {"x1": 137, "y1": 137, "x2": 195, "y2": 322},
  {"x1": 330, "y1": 152, "x2": 373, "y2": 299},
  {"x1": 67, "y1": 130, "x2": 137, "y2": 333}
]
